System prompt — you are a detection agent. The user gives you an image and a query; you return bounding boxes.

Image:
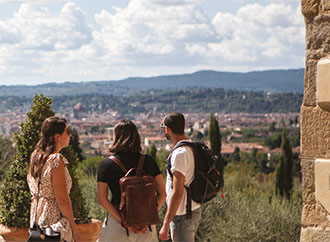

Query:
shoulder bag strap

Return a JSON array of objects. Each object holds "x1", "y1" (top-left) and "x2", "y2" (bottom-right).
[
  {"x1": 166, "y1": 141, "x2": 195, "y2": 178},
  {"x1": 136, "y1": 154, "x2": 145, "y2": 176},
  {"x1": 110, "y1": 156, "x2": 128, "y2": 174}
]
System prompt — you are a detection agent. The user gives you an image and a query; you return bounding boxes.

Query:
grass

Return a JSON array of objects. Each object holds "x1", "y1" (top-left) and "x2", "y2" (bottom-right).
[{"x1": 196, "y1": 162, "x2": 301, "y2": 242}]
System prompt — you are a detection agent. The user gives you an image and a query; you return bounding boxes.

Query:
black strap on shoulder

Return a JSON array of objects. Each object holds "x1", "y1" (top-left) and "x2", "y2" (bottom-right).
[
  {"x1": 166, "y1": 141, "x2": 195, "y2": 178},
  {"x1": 185, "y1": 186, "x2": 192, "y2": 219}
]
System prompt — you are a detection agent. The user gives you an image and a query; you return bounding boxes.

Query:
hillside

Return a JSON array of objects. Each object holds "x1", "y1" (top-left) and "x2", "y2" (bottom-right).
[
  {"x1": 0, "y1": 88, "x2": 303, "y2": 114},
  {"x1": 0, "y1": 69, "x2": 304, "y2": 97}
]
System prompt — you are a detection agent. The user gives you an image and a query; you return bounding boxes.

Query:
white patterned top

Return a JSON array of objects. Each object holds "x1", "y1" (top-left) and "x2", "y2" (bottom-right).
[{"x1": 27, "y1": 153, "x2": 72, "y2": 228}]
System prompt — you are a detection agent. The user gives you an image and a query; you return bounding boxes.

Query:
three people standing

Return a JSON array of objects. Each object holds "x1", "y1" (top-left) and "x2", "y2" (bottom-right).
[{"x1": 27, "y1": 113, "x2": 201, "y2": 242}]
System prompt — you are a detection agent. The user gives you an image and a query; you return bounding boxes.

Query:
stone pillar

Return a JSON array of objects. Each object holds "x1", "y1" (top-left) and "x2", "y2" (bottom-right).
[{"x1": 301, "y1": 0, "x2": 330, "y2": 241}]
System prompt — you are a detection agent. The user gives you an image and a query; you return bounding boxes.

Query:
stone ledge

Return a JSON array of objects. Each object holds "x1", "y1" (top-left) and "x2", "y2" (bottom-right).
[
  {"x1": 301, "y1": 105, "x2": 330, "y2": 157},
  {"x1": 301, "y1": 227, "x2": 330, "y2": 242},
  {"x1": 301, "y1": 158, "x2": 315, "y2": 204},
  {"x1": 302, "y1": 59, "x2": 317, "y2": 107},
  {"x1": 302, "y1": 203, "x2": 330, "y2": 227}
]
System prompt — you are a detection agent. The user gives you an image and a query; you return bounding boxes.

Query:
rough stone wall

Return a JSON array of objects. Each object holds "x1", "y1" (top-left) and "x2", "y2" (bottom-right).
[{"x1": 301, "y1": 0, "x2": 330, "y2": 241}]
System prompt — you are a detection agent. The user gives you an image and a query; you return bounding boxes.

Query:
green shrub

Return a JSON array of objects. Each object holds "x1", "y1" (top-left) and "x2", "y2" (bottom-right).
[
  {"x1": 0, "y1": 135, "x2": 16, "y2": 182},
  {"x1": 196, "y1": 162, "x2": 301, "y2": 242},
  {"x1": 62, "y1": 147, "x2": 90, "y2": 223},
  {"x1": 77, "y1": 156, "x2": 104, "y2": 176},
  {"x1": 79, "y1": 174, "x2": 106, "y2": 221},
  {"x1": 156, "y1": 149, "x2": 170, "y2": 172}
]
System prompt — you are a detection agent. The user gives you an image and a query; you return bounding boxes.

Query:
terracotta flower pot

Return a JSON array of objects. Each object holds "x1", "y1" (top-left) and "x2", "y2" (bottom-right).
[
  {"x1": 0, "y1": 225, "x2": 28, "y2": 241},
  {"x1": 0, "y1": 219, "x2": 102, "y2": 242},
  {"x1": 77, "y1": 219, "x2": 102, "y2": 242}
]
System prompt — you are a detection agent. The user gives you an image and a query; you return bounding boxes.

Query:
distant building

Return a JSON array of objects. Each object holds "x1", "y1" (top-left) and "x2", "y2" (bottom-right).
[
  {"x1": 73, "y1": 103, "x2": 86, "y2": 119},
  {"x1": 144, "y1": 136, "x2": 170, "y2": 150},
  {"x1": 221, "y1": 142, "x2": 266, "y2": 158}
]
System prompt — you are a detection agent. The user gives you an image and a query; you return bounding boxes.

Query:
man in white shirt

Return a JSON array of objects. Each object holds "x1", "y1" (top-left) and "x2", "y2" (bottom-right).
[{"x1": 159, "y1": 112, "x2": 202, "y2": 242}]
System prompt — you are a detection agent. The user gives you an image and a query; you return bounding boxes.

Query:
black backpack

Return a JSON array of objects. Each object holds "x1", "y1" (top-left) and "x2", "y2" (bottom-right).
[{"x1": 166, "y1": 141, "x2": 223, "y2": 218}]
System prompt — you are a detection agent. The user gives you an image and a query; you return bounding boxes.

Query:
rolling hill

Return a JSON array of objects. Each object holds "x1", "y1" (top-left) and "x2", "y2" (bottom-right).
[{"x1": 0, "y1": 69, "x2": 304, "y2": 97}]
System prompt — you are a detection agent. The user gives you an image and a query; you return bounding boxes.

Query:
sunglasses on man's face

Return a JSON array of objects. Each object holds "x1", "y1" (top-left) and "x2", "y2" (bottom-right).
[{"x1": 65, "y1": 128, "x2": 71, "y2": 135}]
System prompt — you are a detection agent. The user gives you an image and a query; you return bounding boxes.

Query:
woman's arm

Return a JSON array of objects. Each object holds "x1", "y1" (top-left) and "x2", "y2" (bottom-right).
[
  {"x1": 52, "y1": 158, "x2": 81, "y2": 242},
  {"x1": 97, "y1": 182, "x2": 122, "y2": 222},
  {"x1": 98, "y1": 181, "x2": 148, "y2": 234},
  {"x1": 154, "y1": 174, "x2": 166, "y2": 210}
]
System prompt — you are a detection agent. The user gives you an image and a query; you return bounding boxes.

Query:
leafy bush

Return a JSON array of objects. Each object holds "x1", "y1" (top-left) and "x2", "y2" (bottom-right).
[
  {"x1": 62, "y1": 147, "x2": 90, "y2": 223},
  {"x1": 77, "y1": 156, "x2": 104, "y2": 176},
  {"x1": 0, "y1": 135, "x2": 16, "y2": 182},
  {"x1": 79, "y1": 174, "x2": 106, "y2": 221},
  {"x1": 196, "y1": 162, "x2": 301, "y2": 242},
  {"x1": 156, "y1": 149, "x2": 170, "y2": 172}
]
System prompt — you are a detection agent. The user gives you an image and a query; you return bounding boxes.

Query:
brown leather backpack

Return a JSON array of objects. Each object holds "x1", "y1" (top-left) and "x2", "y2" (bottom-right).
[{"x1": 110, "y1": 154, "x2": 160, "y2": 236}]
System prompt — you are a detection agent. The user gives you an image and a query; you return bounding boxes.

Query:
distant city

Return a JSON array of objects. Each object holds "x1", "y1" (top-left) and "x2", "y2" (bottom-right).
[
  {"x1": 0, "y1": 68, "x2": 303, "y2": 167},
  {"x1": 0, "y1": 102, "x2": 300, "y2": 158}
]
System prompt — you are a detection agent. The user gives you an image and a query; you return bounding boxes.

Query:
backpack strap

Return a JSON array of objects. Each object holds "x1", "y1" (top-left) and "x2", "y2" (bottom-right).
[
  {"x1": 110, "y1": 154, "x2": 145, "y2": 176},
  {"x1": 166, "y1": 141, "x2": 195, "y2": 178},
  {"x1": 110, "y1": 156, "x2": 128, "y2": 174},
  {"x1": 166, "y1": 141, "x2": 195, "y2": 219},
  {"x1": 185, "y1": 186, "x2": 192, "y2": 219},
  {"x1": 136, "y1": 154, "x2": 145, "y2": 176}
]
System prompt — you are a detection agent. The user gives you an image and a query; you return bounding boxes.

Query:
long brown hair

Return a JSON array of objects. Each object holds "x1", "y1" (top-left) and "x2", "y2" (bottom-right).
[
  {"x1": 29, "y1": 116, "x2": 67, "y2": 179},
  {"x1": 109, "y1": 119, "x2": 141, "y2": 153}
]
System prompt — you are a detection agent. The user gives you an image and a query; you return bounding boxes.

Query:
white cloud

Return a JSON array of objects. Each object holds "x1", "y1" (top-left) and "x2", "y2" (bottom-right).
[
  {"x1": 266, "y1": 0, "x2": 299, "y2": 3},
  {"x1": 93, "y1": 0, "x2": 217, "y2": 62},
  {"x1": 0, "y1": 0, "x2": 305, "y2": 85},
  {"x1": 0, "y1": 0, "x2": 66, "y2": 4},
  {"x1": 211, "y1": 3, "x2": 304, "y2": 65},
  {"x1": 0, "y1": 2, "x2": 95, "y2": 84},
  {"x1": 9, "y1": 3, "x2": 92, "y2": 50}
]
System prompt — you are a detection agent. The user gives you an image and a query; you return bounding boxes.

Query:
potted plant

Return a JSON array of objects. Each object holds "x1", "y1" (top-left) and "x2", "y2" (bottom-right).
[{"x1": 0, "y1": 94, "x2": 101, "y2": 241}]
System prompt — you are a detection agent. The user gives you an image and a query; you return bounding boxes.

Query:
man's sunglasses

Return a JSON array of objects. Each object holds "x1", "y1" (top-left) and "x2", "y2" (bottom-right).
[{"x1": 65, "y1": 128, "x2": 71, "y2": 135}]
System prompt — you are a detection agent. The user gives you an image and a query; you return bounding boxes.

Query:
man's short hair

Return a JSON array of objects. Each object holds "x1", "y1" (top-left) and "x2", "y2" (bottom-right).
[{"x1": 163, "y1": 112, "x2": 185, "y2": 135}]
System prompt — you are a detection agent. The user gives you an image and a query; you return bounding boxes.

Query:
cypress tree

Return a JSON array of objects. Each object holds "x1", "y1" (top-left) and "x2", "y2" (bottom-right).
[
  {"x1": 231, "y1": 147, "x2": 240, "y2": 163},
  {"x1": 69, "y1": 127, "x2": 84, "y2": 162},
  {"x1": 275, "y1": 128, "x2": 293, "y2": 199},
  {"x1": 209, "y1": 113, "x2": 221, "y2": 155},
  {"x1": 0, "y1": 94, "x2": 55, "y2": 227},
  {"x1": 209, "y1": 113, "x2": 224, "y2": 186}
]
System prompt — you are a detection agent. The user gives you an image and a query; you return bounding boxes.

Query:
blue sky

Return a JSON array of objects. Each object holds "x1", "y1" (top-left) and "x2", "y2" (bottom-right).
[{"x1": 0, "y1": 0, "x2": 304, "y2": 85}]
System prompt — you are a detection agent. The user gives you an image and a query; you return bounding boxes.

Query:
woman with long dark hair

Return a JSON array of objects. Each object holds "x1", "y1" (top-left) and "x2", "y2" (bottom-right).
[
  {"x1": 27, "y1": 116, "x2": 81, "y2": 242},
  {"x1": 97, "y1": 119, "x2": 166, "y2": 242}
]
